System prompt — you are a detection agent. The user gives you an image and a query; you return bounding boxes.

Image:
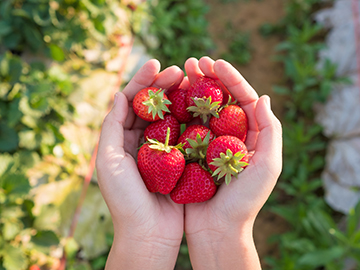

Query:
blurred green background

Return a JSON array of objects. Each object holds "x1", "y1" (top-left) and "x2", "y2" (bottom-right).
[{"x1": 1, "y1": 0, "x2": 360, "y2": 269}]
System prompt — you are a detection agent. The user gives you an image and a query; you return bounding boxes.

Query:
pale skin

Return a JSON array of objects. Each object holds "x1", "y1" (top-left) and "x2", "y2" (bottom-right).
[{"x1": 96, "y1": 56, "x2": 283, "y2": 269}]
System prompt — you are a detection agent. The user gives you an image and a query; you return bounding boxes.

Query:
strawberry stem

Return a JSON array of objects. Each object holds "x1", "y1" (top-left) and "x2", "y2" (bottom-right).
[{"x1": 164, "y1": 127, "x2": 171, "y2": 148}]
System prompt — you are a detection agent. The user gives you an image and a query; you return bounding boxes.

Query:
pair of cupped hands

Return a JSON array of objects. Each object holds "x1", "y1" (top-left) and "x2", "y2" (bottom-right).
[{"x1": 96, "y1": 56, "x2": 282, "y2": 269}]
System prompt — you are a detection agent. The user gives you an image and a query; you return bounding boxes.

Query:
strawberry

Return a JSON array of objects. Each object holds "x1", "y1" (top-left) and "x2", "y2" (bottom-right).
[
  {"x1": 168, "y1": 88, "x2": 193, "y2": 123},
  {"x1": 133, "y1": 87, "x2": 171, "y2": 122},
  {"x1": 177, "y1": 125, "x2": 215, "y2": 161},
  {"x1": 206, "y1": 135, "x2": 248, "y2": 185},
  {"x1": 186, "y1": 76, "x2": 223, "y2": 122},
  {"x1": 144, "y1": 114, "x2": 180, "y2": 146},
  {"x1": 170, "y1": 162, "x2": 217, "y2": 204},
  {"x1": 209, "y1": 104, "x2": 248, "y2": 142},
  {"x1": 137, "y1": 128, "x2": 185, "y2": 194}
]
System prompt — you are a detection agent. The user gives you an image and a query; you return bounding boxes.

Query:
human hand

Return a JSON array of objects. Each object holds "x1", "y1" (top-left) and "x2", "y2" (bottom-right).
[
  {"x1": 96, "y1": 59, "x2": 185, "y2": 269},
  {"x1": 183, "y1": 57, "x2": 283, "y2": 269}
]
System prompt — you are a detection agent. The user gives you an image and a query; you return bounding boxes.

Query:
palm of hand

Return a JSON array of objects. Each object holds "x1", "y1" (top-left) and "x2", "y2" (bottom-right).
[
  {"x1": 183, "y1": 57, "x2": 282, "y2": 237},
  {"x1": 96, "y1": 60, "x2": 185, "y2": 244}
]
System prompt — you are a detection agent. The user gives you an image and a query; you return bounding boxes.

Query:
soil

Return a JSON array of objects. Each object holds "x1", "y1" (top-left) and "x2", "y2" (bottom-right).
[
  {"x1": 205, "y1": 0, "x2": 286, "y2": 119},
  {"x1": 205, "y1": 0, "x2": 289, "y2": 267}
]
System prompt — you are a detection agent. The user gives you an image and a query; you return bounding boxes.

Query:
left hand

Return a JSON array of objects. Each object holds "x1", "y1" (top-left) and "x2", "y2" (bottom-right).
[{"x1": 96, "y1": 60, "x2": 185, "y2": 269}]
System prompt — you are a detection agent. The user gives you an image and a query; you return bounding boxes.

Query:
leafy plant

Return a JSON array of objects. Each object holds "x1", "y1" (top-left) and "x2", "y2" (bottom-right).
[
  {"x1": 140, "y1": 0, "x2": 215, "y2": 68},
  {"x1": 0, "y1": 51, "x2": 73, "y2": 269},
  {"x1": 221, "y1": 29, "x2": 252, "y2": 66},
  {"x1": 0, "y1": 0, "x2": 146, "y2": 268},
  {"x1": 263, "y1": 0, "x2": 358, "y2": 269}
]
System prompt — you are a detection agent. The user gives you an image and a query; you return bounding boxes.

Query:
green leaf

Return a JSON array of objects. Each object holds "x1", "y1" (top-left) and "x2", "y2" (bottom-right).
[
  {"x1": 2, "y1": 244, "x2": 27, "y2": 270},
  {"x1": 18, "y1": 130, "x2": 41, "y2": 150},
  {"x1": 2, "y1": 172, "x2": 30, "y2": 197},
  {"x1": 11, "y1": 9, "x2": 31, "y2": 19},
  {"x1": 298, "y1": 246, "x2": 345, "y2": 267},
  {"x1": 347, "y1": 200, "x2": 360, "y2": 237},
  {"x1": 7, "y1": 98, "x2": 23, "y2": 127},
  {"x1": 13, "y1": 150, "x2": 40, "y2": 171},
  {"x1": 2, "y1": 32, "x2": 22, "y2": 49},
  {"x1": 30, "y1": 97, "x2": 50, "y2": 113},
  {"x1": 0, "y1": 21, "x2": 12, "y2": 36},
  {"x1": 28, "y1": 82, "x2": 54, "y2": 98},
  {"x1": 65, "y1": 237, "x2": 80, "y2": 259},
  {"x1": 8, "y1": 56, "x2": 23, "y2": 83},
  {"x1": 31, "y1": 230, "x2": 61, "y2": 254},
  {"x1": 49, "y1": 44, "x2": 65, "y2": 61},
  {"x1": 3, "y1": 220, "x2": 23, "y2": 241},
  {"x1": 0, "y1": 153, "x2": 14, "y2": 178},
  {"x1": 0, "y1": 123, "x2": 19, "y2": 152},
  {"x1": 31, "y1": 230, "x2": 60, "y2": 248},
  {"x1": 0, "y1": 82, "x2": 11, "y2": 98},
  {"x1": 1, "y1": 206, "x2": 24, "y2": 219},
  {"x1": 23, "y1": 23, "x2": 43, "y2": 52},
  {"x1": 33, "y1": 204, "x2": 61, "y2": 231}
]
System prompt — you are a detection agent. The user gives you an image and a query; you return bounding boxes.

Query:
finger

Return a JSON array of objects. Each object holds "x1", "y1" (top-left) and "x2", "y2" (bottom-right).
[
  {"x1": 179, "y1": 76, "x2": 190, "y2": 90},
  {"x1": 97, "y1": 92, "x2": 128, "y2": 173},
  {"x1": 122, "y1": 59, "x2": 161, "y2": 101},
  {"x1": 123, "y1": 100, "x2": 149, "y2": 130},
  {"x1": 251, "y1": 95, "x2": 283, "y2": 179},
  {"x1": 213, "y1": 59, "x2": 259, "y2": 147},
  {"x1": 213, "y1": 59, "x2": 259, "y2": 106},
  {"x1": 198, "y1": 56, "x2": 217, "y2": 79},
  {"x1": 124, "y1": 129, "x2": 145, "y2": 158},
  {"x1": 244, "y1": 127, "x2": 258, "y2": 152},
  {"x1": 184, "y1": 57, "x2": 204, "y2": 85},
  {"x1": 124, "y1": 103, "x2": 136, "y2": 129},
  {"x1": 213, "y1": 96, "x2": 282, "y2": 216},
  {"x1": 97, "y1": 93, "x2": 150, "y2": 197},
  {"x1": 153, "y1": 65, "x2": 184, "y2": 92}
]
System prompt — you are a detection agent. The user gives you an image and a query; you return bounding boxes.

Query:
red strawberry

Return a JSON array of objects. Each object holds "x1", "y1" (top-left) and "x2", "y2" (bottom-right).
[
  {"x1": 206, "y1": 136, "x2": 248, "y2": 185},
  {"x1": 144, "y1": 114, "x2": 180, "y2": 145},
  {"x1": 186, "y1": 76, "x2": 223, "y2": 122},
  {"x1": 177, "y1": 125, "x2": 215, "y2": 161},
  {"x1": 137, "y1": 128, "x2": 185, "y2": 194},
  {"x1": 170, "y1": 162, "x2": 217, "y2": 204},
  {"x1": 168, "y1": 88, "x2": 193, "y2": 123},
  {"x1": 133, "y1": 87, "x2": 171, "y2": 122},
  {"x1": 209, "y1": 104, "x2": 248, "y2": 142}
]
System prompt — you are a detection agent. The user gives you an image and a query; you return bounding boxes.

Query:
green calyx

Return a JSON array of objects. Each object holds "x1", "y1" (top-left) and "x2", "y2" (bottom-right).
[
  {"x1": 142, "y1": 89, "x2": 171, "y2": 120},
  {"x1": 187, "y1": 96, "x2": 220, "y2": 123},
  {"x1": 218, "y1": 95, "x2": 238, "y2": 113},
  {"x1": 210, "y1": 149, "x2": 248, "y2": 185},
  {"x1": 185, "y1": 131, "x2": 211, "y2": 161},
  {"x1": 147, "y1": 127, "x2": 183, "y2": 153}
]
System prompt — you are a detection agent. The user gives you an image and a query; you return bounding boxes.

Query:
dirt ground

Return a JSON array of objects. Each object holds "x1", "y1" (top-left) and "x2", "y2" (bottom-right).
[
  {"x1": 205, "y1": 0, "x2": 285, "y2": 118},
  {"x1": 205, "y1": 0, "x2": 288, "y2": 266}
]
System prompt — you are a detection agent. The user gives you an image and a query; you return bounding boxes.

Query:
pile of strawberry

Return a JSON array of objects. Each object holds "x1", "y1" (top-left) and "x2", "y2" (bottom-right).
[{"x1": 133, "y1": 76, "x2": 249, "y2": 204}]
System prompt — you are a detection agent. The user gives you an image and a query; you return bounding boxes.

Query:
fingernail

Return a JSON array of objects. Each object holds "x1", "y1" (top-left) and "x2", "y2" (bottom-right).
[
  {"x1": 265, "y1": 95, "x2": 271, "y2": 109},
  {"x1": 114, "y1": 92, "x2": 120, "y2": 105}
]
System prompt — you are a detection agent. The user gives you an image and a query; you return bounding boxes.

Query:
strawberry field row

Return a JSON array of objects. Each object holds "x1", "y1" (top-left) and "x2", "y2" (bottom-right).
[{"x1": 264, "y1": 0, "x2": 360, "y2": 269}]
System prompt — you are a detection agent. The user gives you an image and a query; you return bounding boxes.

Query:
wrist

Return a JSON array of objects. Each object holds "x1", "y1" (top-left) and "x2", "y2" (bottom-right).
[
  {"x1": 106, "y1": 222, "x2": 182, "y2": 270},
  {"x1": 186, "y1": 221, "x2": 261, "y2": 270},
  {"x1": 105, "y1": 231, "x2": 181, "y2": 270}
]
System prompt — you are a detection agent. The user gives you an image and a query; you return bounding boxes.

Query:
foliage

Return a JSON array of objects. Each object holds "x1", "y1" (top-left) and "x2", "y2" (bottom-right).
[
  {"x1": 0, "y1": 0, "x2": 125, "y2": 58},
  {"x1": 140, "y1": 0, "x2": 215, "y2": 68},
  {"x1": 263, "y1": 0, "x2": 359, "y2": 269},
  {"x1": 0, "y1": 52, "x2": 73, "y2": 270},
  {"x1": 0, "y1": 0, "x2": 146, "y2": 269},
  {"x1": 221, "y1": 27, "x2": 252, "y2": 66}
]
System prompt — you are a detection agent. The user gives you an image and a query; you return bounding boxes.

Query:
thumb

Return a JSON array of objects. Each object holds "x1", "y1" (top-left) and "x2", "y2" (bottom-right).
[
  {"x1": 251, "y1": 95, "x2": 282, "y2": 180},
  {"x1": 97, "y1": 92, "x2": 128, "y2": 168}
]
